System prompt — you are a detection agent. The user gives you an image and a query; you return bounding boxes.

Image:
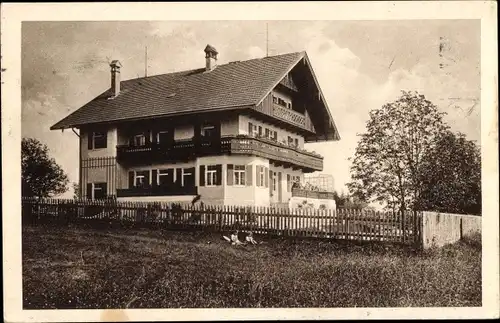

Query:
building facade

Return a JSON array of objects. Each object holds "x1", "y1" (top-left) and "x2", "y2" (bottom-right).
[{"x1": 51, "y1": 45, "x2": 340, "y2": 207}]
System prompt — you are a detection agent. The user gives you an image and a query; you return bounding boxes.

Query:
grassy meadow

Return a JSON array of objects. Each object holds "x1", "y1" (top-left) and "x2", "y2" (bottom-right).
[{"x1": 22, "y1": 225, "x2": 481, "y2": 308}]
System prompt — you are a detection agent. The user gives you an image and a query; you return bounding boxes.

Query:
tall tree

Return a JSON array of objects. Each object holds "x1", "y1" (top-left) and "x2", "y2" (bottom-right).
[
  {"x1": 418, "y1": 131, "x2": 481, "y2": 215},
  {"x1": 22, "y1": 138, "x2": 69, "y2": 198},
  {"x1": 347, "y1": 91, "x2": 448, "y2": 212}
]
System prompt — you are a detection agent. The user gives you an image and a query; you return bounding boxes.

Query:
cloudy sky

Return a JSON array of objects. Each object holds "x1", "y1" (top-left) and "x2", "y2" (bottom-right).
[{"x1": 21, "y1": 20, "x2": 481, "y2": 197}]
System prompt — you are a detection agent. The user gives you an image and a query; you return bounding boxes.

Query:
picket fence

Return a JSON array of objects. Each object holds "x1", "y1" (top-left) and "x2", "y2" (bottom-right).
[{"x1": 21, "y1": 197, "x2": 423, "y2": 246}]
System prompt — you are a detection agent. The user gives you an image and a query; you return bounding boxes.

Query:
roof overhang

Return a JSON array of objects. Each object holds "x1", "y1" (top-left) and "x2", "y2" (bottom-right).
[
  {"x1": 50, "y1": 104, "x2": 255, "y2": 130},
  {"x1": 255, "y1": 51, "x2": 340, "y2": 143}
]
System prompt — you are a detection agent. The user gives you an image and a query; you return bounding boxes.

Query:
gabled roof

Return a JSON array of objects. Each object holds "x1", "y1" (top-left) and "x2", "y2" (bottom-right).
[{"x1": 50, "y1": 52, "x2": 305, "y2": 130}]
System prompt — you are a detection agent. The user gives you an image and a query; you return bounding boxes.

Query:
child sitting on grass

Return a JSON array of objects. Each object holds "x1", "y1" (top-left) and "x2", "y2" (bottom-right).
[{"x1": 245, "y1": 231, "x2": 257, "y2": 245}]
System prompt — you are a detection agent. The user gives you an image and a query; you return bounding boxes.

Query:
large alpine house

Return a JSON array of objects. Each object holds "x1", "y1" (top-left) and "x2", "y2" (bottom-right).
[{"x1": 51, "y1": 45, "x2": 340, "y2": 206}]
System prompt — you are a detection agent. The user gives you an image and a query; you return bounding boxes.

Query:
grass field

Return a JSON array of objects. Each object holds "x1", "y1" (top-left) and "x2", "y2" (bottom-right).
[{"x1": 22, "y1": 225, "x2": 481, "y2": 308}]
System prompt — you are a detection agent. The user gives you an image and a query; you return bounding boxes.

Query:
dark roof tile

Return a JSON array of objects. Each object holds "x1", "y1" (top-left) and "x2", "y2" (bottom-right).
[{"x1": 51, "y1": 51, "x2": 304, "y2": 129}]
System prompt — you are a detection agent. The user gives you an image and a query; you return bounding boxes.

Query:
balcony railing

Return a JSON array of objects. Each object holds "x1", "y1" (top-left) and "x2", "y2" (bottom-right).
[
  {"x1": 291, "y1": 188, "x2": 335, "y2": 200},
  {"x1": 116, "y1": 185, "x2": 198, "y2": 198},
  {"x1": 272, "y1": 104, "x2": 306, "y2": 129},
  {"x1": 225, "y1": 135, "x2": 323, "y2": 171},
  {"x1": 117, "y1": 135, "x2": 323, "y2": 172}
]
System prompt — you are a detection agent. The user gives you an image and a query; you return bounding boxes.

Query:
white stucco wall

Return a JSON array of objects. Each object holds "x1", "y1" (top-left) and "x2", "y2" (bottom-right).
[
  {"x1": 220, "y1": 116, "x2": 240, "y2": 136},
  {"x1": 174, "y1": 124, "x2": 194, "y2": 141},
  {"x1": 81, "y1": 127, "x2": 118, "y2": 159}
]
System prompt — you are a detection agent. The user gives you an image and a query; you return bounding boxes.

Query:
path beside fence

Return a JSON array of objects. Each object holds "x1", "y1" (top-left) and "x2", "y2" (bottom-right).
[{"x1": 22, "y1": 197, "x2": 424, "y2": 246}]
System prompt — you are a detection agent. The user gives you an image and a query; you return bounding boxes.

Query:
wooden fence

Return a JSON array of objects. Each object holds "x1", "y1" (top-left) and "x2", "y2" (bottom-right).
[{"x1": 21, "y1": 197, "x2": 423, "y2": 246}]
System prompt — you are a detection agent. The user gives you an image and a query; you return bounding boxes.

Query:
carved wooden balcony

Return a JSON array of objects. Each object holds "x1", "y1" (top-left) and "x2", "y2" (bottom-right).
[
  {"x1": 116, "y1": 135, "x2": 323, "y2": 172},
  {"x1": 272, "y1": 104, "x2": 307, "y2": 129}
]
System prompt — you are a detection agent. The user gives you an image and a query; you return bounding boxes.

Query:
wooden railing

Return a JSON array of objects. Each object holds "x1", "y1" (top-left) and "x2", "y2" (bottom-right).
[
  {"x1": 117, "y1": 135, "x2": 323, "y2": 172},
  {"x1": 21, "y1": 197, "x2": 423, "y2": 246},
  {"x1": 291, "y1": 188, "x2": 335, "y2": 200},
  {"x1": 272, "y1": 104, "x2": 306, "y2": 128},
  {"x1": 116, "y1": 185, "x2": 198, "y2": 198},
  {"x1": 227, "y1": 136, "x2": 323, "y2": 171}
]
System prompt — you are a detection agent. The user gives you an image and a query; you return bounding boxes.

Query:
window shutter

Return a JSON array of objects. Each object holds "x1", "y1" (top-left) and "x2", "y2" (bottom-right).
[
  {"x1": 287, "y1": 174, "x2": 291, "y2": 192},
  {"x1": 273, "y1": 131, "x2": 277, "y2": 141},
  {"x1": 258, "y1": 126, "x2": 262, "y2": 137},
  {"x1": 152, "y1": 169, "x2": 158, "y2": 186},
  {"x1": 246, "y1": 165, "x2": 253, "y2": 186},
  {"x1": 145, "y1": 170, "x2": 150, "y2": 186},
  {"x1": 199, "y1": 165, "x2": 205, "y2": 186},
  {"x1": 227, "y1": 164, "x2": 234, "y2": 186},
  {"x1": 255, "y1": 166, "x2": 260, "y2": 186},
  {"x1": 248, "y1": 122, "x2": 253, "y2": 136},
  {"x1": 167, "y1": 168, "x2": 174, "y2": 185},
  {"x1": 216, "y1": 164, "x2": 222, "y2": 186},
  {"x1": 194, "y1": 124, "x2": 201, "y2": 140},
  {"x1": 129, "y1": 171, "x2": 135, "y2": 188},
  {"x1": 175, "y1": 168, "x2": 182, "y2": 187},
  {"x1": 88, "y1": 132, "x2": 93, "y2": 150},
  {"x1": 264, "y1": 167, "x2": 269, "y2": 188},
  {"x1": 151, "y1": 130, "x2": 157, "y2": 144},
  {"x1": 86, "y1": 183, "x2": 93, "y2": 199},
  {"x1": 103, "y1": 132, "x2": 108, "y2": 149},
  {"x1": 102, "y1": 183, "x2": 108, "y2": 198}
]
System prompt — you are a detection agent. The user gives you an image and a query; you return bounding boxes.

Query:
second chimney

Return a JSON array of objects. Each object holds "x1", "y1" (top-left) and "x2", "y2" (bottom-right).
[
  {"x1": 110, "y1": 60, "x2": 122, "y2": 97},
  {"x1": 204, "y1": 44, "x2": 218, "y2": 72}
]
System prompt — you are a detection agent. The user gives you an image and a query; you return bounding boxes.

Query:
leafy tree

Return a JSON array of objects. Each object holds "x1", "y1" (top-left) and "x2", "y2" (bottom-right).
[
  {"x1": 22, "y1": 138, "x2": 69, "y2": 198},
  {"x1": 418, "y1": 130, "x2": 481, "y2": 215},
  {"x1": 72, "y1": 182, "x2": 80, "y2": 199},
  {"x1": 347, "y1": 91, "x2": 448, "y2": 213}
]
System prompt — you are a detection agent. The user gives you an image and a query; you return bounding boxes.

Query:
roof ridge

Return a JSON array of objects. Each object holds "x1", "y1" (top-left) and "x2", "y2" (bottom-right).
[{"x1": 121, "y1": 50, "x2": 305, "y2": 83}]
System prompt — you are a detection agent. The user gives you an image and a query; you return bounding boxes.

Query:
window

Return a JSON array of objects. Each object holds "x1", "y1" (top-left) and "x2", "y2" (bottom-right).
[
  {"x1": 294, "y1": 138, "x2": 299, "y2": 148},
  {"x1": 201, "y1": 124, "x2": 216, "y2": 137},
  {"x1": 258, "y1": 126, "x2": 262, "y2": 137},
  {"x1": 135, "y1": 170, "x2": 150, "y2": 187},
  {"x1": 157, "y1": 169, "x2": 172, "y2": 186},
  {"x1": 90, "y1": 131, "x2": 107, "y2": 150},
  {"x1": 156, "y1": 131, "x2": 170, "y2": 144},
  {"x1": 272, "y1": 172, "x2": 277, "y2": 191},
  {"x1": 183, "y1": 168, "x2": 194, "y2": 187},
  {"x1": 272, "y1": 131, "x2": 278, "y2": 142},
  {"x1": 265, "y1": 128, "x2": 270, "y2": 139},
  {"x1": 133, "y1": 134, "x2": 146, "y2": 146},
  {"x1": 93, "y1": 182, "x2": 107, "y2": 199},
  {"x1": 288, "y1": 136, "x2": 294, "y2": 146},
  {"x1": 234, "y1": 165, "x2": 246, "y2": 186},
  {"x1": 257, "y1": 166, "x2": 265, "y2": 187},
  {"x1": 206, "y1": 165, "x2": 217, "y2": 186},
  {"x1": 287, "y1": 174, "x2": 291, "y2": 192}
]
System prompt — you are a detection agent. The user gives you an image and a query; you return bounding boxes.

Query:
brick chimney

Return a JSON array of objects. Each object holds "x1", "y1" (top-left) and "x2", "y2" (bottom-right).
[
  {"x1": 204, "y1": 44, "x2": 218, "y2": 72},
  {"x1": 110, "y1": 60, "x2": 122, "y2": 97}
]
